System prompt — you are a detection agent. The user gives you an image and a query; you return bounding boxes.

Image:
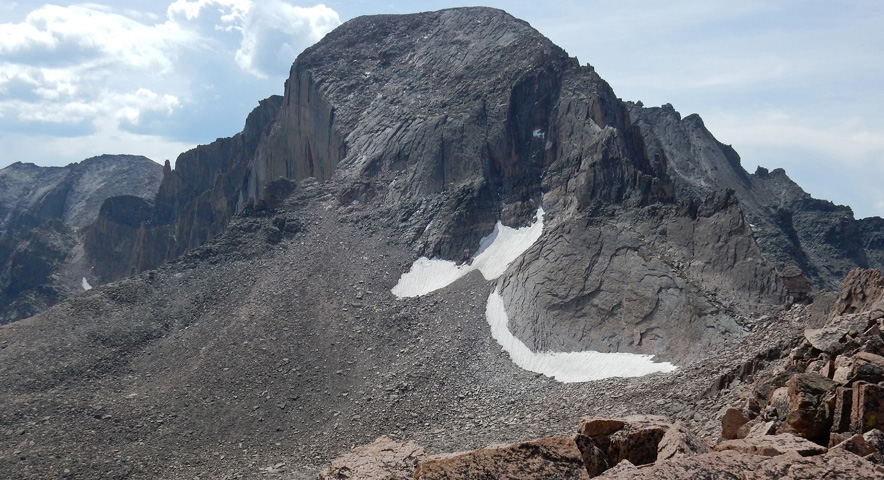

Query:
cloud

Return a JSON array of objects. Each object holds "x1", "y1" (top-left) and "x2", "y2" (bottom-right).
[
  {"x1": 235, "y1": 1, "x2": 339, "y2": 78},
  {"x1": 0, "y1": 1, "x2": 340, "y2": 167},
  {"x1": 165, "y1": 0, "x2": 340, "y2": 78}
]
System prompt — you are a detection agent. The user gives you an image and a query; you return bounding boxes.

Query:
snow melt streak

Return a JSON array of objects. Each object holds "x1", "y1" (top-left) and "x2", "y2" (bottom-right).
[
  {"x1": 391, "y1": 207, "x2": 544, "y2": 297},
  {"x1": 486, "y1": 290, "x2": 677, "y2": 383}
]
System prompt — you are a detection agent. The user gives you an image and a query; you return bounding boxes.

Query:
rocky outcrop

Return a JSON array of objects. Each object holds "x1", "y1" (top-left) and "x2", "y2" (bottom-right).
[
  {"x1": 500, "y1": 189, "x2": 786, "y2": 363},
  {"x1": 722, "y1": 268, "x2": 884, "y2": 450},
  {"x1": 575, "y1": 415, "x2": 708, "y2": 475},
  {"x1": 414, "y1": 437, "x2": 590, "y2": 480},
  {"x1": 327, "y1": 410, "x2": 880, "y2": 479},
  {"x1": 598, "y1": 449, "x2": 884, "y2": 479},
  {"x1": 0, "y1": 155, "x2": 162, "y2": 323},
  {"x1": 628, "y1": 102, "x2": 884, "y2": 290},
  {"x1": 317, "y1": 436, "x2": 425, "y2": 480}
]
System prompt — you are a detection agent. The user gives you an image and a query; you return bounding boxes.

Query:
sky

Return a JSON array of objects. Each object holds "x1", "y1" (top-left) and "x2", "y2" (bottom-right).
[{"x1": 0, "y1": 1, "x2": 881, "y2": 218}]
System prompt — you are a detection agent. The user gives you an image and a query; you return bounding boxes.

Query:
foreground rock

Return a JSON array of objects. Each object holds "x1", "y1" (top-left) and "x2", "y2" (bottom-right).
[
  {"x1": 597, "y1": 449, "x2": 884, "y2": 479},
  {"x1": 413, "y1": 437, "x2": 590, "y2": 480},
  {"x1": 575, "y1": 415, "x2": 708, "y2": 475},
  {"x1": 724, "y1": 268, "x2": 884, "y2": 451},
  {"x1": 317, "y1": 436, "x2": 425, "y2": 480}
]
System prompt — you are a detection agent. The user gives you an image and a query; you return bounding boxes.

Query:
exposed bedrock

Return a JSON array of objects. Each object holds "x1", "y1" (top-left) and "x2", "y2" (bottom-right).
[
  {"x1": 628, "y1": 102, "x2": 883, "y2": 289},
  {"x1": 245, "y1": 8, "x2": 574, "y2": 259},
  {"x1": 500, "y1": 189, "x2": 787, "y2": 364}
]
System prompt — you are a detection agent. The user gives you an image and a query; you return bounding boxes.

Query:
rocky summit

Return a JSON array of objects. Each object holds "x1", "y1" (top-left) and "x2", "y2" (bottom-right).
[{"x1": 0, "y1": 7, "x2": 883, "y2": 480}]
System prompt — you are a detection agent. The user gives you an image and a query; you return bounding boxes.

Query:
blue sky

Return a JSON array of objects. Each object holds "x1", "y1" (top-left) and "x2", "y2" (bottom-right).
[{"x1": 0, "y1": 1, "x2": 882, "y2": 218}]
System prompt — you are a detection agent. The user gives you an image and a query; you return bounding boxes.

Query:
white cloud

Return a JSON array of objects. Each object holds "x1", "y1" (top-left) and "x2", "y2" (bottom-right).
[
  {"x1": 0, "y1": 1, "x2": 340, "y2": 167},
  {"x1": 235, "y1": 2, "x2": 339, "y2": 78},
  {"x1": 166, "y1": 0, "x2": 340, "y2": 78}
]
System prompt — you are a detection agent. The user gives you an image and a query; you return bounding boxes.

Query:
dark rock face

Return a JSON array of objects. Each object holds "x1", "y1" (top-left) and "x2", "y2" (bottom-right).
[
  {"x1": 246, "y1": 8, "x2": 581, "y2": 259},
  {"x1": 0, "y1": 155, "x2": 162, "y2": 324},
  {"x1": 99, "y1": 96, "x2": 284, "y2": 277},
  {"x1": 628, "y1": 103, "x2": 884, "y2": 289},
  {"x1": 0, "y1": 155, "x2": 162, "y2": 235},
  {"x1": 0, "y1": 220, "x2": 76, "y2": 321},
  {"x1": 82, "y1": 195, "x2": 155, "y2": 283},
  {"x1": 501, "y1": 189, "x2": 785, "y2": 362}
]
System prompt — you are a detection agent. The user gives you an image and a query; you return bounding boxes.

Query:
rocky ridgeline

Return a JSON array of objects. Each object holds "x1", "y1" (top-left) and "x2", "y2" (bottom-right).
[
  {"x1": 0, "y1": 155, "x2": 162, "y2": 323},
  {"x1": 629, "y1": 103, "x2": 884, "y2": 290},
  {"x1": 318, "y1": 268, "x2": 884, "y2": 479}
]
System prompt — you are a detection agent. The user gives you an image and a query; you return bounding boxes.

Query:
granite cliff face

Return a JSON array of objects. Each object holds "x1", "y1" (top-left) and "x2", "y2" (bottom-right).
[
  {"x1": 628, "y1": 103, "x2": 883, "y2": 289},
  {"x1": 83, "y1": 96, "x2": 283, "y2": 283},
  {"x1": 0, "y1": 155, "x2": 162, "y2": 324}
]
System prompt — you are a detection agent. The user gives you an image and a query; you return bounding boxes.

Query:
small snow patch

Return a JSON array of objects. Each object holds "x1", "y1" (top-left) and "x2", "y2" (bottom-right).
[
  {"x1": 532, "y1": 128, "x2": 544, "y2": 138},
  {"x1": 392, "y1": 207, "x2": 544, "y2": 297},
  {"x1": 485, "y1": 289, "x2": 676, "y2": 383},
  {"x1": 81, "y1": 277, "x2": 92, "y2": 291}
]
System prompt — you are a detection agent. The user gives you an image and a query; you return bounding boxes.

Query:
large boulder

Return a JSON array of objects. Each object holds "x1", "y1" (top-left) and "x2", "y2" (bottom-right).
[
  {"x1": 852, "y1": 381, "x2": 884, "y2": 433},
  {"x1": 721, "y1": 408, "x2": 750, "y2": 440},
  {"x1": 780, "y1": 373, "x2": 838, "y2": 443},
  {"x1": 575, "y1": 415, "x2": 708, "y2": 477},
  {"x1": 804, "y1": 313, "x2": 872, "y2": 353}
]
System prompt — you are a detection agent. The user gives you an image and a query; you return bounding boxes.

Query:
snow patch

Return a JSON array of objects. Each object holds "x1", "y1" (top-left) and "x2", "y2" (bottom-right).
[
  {"x1": 391, "y1": 207, "x2": 544, "y2": 298},
  {"x1": 392, "y1": 206, "x2": 676, "y2": 383},
  {"x1": 81, "y1": 277, "x2": 92, "y2": 291},
  {"x1": 485, "y1": 289, "x2": 677, "y2": 383}
]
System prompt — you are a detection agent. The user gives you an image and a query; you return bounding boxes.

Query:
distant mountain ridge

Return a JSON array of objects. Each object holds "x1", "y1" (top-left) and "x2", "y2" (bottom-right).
[
  {"x1": 0, "y1": 154, "x2": 162, "y2": 323},
  {"x1": 628, "y1": 102, "x2": 883, "y2": 289}
]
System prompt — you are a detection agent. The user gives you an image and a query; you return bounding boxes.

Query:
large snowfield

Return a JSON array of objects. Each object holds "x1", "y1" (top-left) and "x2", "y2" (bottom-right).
[{"x1": 392, "y1": 206, "x2": 676, "y2": 382}]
